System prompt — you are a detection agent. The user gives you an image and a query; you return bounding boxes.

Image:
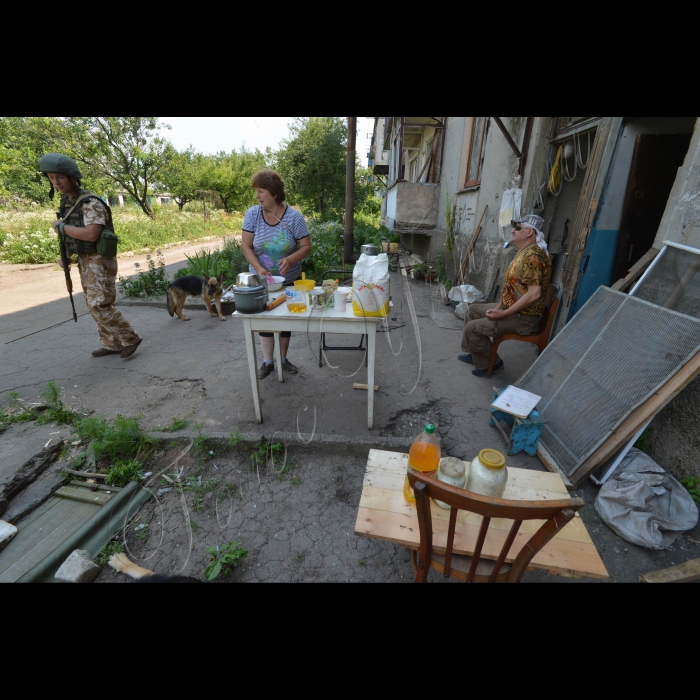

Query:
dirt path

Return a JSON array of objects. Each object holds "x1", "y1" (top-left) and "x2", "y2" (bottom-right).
[{"x1": 0, "y1": 239, "x2": 227, "y2": 345}]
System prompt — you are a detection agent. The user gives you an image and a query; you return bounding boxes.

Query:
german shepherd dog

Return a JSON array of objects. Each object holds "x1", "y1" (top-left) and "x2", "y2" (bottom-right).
[{"x1": 167, "y1": 275, "x2": 227, "y2": 322}]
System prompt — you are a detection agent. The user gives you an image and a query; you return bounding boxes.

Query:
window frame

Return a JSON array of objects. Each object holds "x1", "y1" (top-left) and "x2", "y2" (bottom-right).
[{"x1": 464, "y1": 116, "x2": 487, "y2": 188}]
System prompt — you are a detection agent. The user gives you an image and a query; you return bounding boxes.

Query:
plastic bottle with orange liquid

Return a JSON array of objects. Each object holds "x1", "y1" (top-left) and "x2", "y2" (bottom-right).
[{"x1": 404, "y1": 424, "x2": 442, "y2": 504}]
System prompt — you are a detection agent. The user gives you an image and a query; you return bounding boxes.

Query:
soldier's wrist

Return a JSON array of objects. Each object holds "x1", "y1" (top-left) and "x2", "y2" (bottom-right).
[{"x1": 57, "y1": 223, "x2": 66, "y2": 236}]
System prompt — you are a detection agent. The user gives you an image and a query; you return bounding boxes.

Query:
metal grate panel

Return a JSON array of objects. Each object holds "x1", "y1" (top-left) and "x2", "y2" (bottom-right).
[{"x1": 517, "y1": 287, "x2": 700, "y2": 477}]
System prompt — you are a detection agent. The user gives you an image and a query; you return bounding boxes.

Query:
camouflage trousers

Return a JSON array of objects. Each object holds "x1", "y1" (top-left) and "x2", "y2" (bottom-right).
[{"x1": 78, "y1": 254, "x2": 141, "y2": 351}]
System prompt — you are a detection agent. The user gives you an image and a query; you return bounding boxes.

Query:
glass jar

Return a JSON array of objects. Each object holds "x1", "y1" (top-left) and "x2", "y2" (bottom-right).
[
  {"x1": 435, "y1": 458, "x2": 467, "y2": 510},
  {"x1": 466, "y1": 449, "x2": 508, "y2": 499}
]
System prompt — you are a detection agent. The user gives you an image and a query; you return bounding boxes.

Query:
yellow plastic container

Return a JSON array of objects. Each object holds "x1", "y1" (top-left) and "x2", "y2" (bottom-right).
[{"x1": 295, "y1": 273, "x2": 315, "y2": 294}]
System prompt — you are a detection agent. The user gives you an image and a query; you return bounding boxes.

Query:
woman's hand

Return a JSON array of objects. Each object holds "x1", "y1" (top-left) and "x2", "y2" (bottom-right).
[{"x1": 278, "y1": 257, "x2": 292, "y2": 277}]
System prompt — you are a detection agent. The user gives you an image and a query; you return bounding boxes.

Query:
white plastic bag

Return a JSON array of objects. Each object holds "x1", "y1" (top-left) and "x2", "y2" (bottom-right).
[
  {"x1": 449, "y1": 285, "x2": 486, "y2": 305},
  {"x1": 353, "y1": 253, "x2": 391, "y2": 317},
  {"x1": 499, "y1": 189, "x2": 522, "y2": 228}
]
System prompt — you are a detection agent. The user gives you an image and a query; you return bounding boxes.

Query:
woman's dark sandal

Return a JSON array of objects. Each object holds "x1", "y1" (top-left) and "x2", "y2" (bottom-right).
[
  {"x1": 92, "y1": 348, "x2": 122, "y2": 358},
  {"x1": 120, "y1": 338, "x2": 143, "y2": 359},
  {"x1": 472, "y1": 361, "x2": 505, "y2": 378}
]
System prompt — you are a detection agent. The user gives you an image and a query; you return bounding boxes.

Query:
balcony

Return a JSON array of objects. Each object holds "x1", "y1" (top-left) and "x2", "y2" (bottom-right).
[{"x1": 385, "y1": 181, "x2": 439, "y2": 234}]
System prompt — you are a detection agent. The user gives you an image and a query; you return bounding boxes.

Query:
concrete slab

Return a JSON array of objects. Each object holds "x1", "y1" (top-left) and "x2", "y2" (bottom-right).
[
  {"x1": 3, "y1": 460, "x2": 67, "y2": 525},
  {"x1": 0, "y1": 424, "x2": 69, "y2": 515}
]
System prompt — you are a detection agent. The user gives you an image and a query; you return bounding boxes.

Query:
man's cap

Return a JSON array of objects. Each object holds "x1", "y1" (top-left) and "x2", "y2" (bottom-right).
[
  {"x1": 39, "y1": 153, "x2": 83, "y2": 179},
  {"x1": 512, "y1": 214, "x2": 545, "y2": 232}
]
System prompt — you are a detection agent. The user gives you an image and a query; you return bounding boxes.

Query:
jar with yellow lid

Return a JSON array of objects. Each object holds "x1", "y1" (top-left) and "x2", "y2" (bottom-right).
[{"x1": 465, "y1": 449, "x2": 508, "y2": 499}]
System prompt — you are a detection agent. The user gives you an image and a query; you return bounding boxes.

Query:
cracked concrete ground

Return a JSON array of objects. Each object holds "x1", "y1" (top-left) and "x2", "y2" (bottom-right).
[{"x1": 3, "y1": 245, "x2": 699, "y2": 583}]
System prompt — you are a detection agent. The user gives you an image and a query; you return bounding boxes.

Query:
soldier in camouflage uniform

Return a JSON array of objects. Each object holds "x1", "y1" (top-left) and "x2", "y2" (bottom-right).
[{"x1": 39, "y1": 153, "x2": 143, "y2": 359}]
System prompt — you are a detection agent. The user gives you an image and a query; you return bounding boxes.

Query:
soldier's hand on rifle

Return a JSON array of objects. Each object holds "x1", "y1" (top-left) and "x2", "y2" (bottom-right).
[{"x1": 53, "y1": 220, "x2": 63, "y2": 231}]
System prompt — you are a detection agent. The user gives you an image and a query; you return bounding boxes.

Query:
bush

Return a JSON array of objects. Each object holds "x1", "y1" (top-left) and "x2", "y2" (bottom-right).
[
  {"x1": 119, "y1": 252, "x2": 171, "y2": 298},
  {"x1": 174, "y1": 237, "x2": 249, "y2": 287},
  {"x1": 0, "y1": 206, "x2": 244, "y2": 265}
]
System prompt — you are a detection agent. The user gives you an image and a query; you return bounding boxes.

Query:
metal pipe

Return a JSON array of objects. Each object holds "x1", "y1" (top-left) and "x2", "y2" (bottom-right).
[
  {"x1": 491, "y1": 117, "x2": 523, "y2": 161},
  {"x1": 344, "y1": 117, "x2": 357, "y2": 265}
]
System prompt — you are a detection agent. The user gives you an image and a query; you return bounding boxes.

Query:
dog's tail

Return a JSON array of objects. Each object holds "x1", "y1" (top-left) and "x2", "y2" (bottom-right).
[{"x1": 167, "y1": 288, "x2": 175, "y2": 318}]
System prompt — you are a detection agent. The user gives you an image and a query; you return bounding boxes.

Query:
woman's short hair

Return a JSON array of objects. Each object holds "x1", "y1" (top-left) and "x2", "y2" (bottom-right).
[{"x1": 252, "y1": 170, "x2": 286, "y2": 204}]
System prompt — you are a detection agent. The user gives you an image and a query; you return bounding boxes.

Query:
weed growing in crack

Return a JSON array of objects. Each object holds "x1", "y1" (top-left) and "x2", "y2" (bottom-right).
[
  {"x1": 1, "y1": 382, "x2": 77, "y2": 434},
  {"x1": 158, "y1": 418, "x2": 189, "y2": 433},
  {"x1": 294, "y1": 554, "x2": 305, "y2": 571},
  {"x1": 189, "y1": 519, "x2": 200, "y2": 535},
  {"x1": 205, "y1": 542, "x2": 248, "y2": 582},
  {"x1": 95, "y1": 541, "x2": 125, "y2": 567},
  {"x1": 107, "y1": 459, "x2": 145, "y2": 488},
  {"x1": 134, "y1": 524, "x2": 150, "y2": 542}
]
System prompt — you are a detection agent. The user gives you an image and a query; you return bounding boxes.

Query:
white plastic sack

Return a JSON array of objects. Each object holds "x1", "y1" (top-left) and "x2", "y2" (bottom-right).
[
  {"x1": 499, "y1": 189, "x2": 522, "y2": 228},
  {"x1": 449, "y1": 285, "x2": 486, "y2": 305},
  {"x1": 353, "y1": 253, "x2": 391, "y2": 317},
  {"x1": 594, "y1": 449, "x2": 699, "y2": 551}
]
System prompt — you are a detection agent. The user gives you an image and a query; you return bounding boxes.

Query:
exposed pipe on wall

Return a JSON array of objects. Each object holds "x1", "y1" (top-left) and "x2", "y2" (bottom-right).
[{"x1": 344, "y1": 117, "x2": 357, "y2": 265}]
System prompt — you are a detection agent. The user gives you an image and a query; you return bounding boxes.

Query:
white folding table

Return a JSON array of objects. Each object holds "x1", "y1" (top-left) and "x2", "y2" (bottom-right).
[{"x1": 233, "y1": 289, "x2": 381, "y2": 429}]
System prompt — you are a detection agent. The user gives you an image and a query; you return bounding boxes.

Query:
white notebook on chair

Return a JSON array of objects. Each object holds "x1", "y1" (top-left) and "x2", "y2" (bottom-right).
[{"x1": 491, "y1": 386, "x2": 542, "y2": 420}]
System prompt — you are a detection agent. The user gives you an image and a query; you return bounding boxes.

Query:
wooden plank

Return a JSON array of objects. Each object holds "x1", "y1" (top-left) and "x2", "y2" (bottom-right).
[
  {"x1": 355, "y1": 507, "x2": 608, "y2": 580},
  {"x1": 353, "y1": 384, "x2": 379, "y2": 392},
  {"x1": 537, "y1": 443, "x2": 575, "y2": 491},
  {"x1": 55, "y1": 486, "x2": 114, "y2": 507},
  {"x1": 611, "y1": 248, "x2": 660, "y2": 292},
  {"x1": 0, "y1": 499, "x2": 100, "y2": 582},
  {"x1": 640, "y1": 559, "x2": 700, "y2": 584},
  {"x1": 360, "y1": 486, "x2": 591, "y2": 544},
  {"x1": 569, "y1": 350, "x2": 700, "y2": 485}
]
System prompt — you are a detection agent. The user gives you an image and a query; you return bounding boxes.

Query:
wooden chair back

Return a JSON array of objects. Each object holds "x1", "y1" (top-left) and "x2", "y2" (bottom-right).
[
  {"x1": 407, "y1": 471, "x2": 584, "y2": 584},
  {"x1": 537, "y1": 284, "x2": 560, "y2": 335}
]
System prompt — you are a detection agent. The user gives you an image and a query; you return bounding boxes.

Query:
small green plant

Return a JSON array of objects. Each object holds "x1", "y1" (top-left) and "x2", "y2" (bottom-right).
[
  {"x1": 77, "y1": 414, "x2": 155, "y2": 465},
  {"x1": 189, "y1": 519, "x2": 200, "y2": 534},
  {"x1": 119, "y1": 251, "x2": 170, "y2": 298},
  {"x1": 635, "y1": 429, "x2": 654, "y2": 454},
  {"x1": 681, "y1": 476, "x2": 700, "y2": 506},
  {"x1": 294, "y1": 554, "x2": 304, "y2": 572},
  {"x1": 205, "y1": 542, "x2": 248, "y2": 581},
  {"x1": 106, "y1": 459, "x2": 144, "y2": 488},
  {"x1": 95, "y1": 541, "x2": 125, "y2": 567},
  {"x1": 444, "y1": 189, "x2": 457, "y2": 253},
  {"x1": 134, "y1": 524, "x2": 150, "y2": 542},
  {"x1": 291, "y1": 477, "x2": 302, "y2": 488},
  {"x1": 1, "y1": 382, "x2": 77, "y2": 434},
  {"x1": 228, "y1": 431, "x2": 245, "y2": 449},
  {"x1": 436, "y1": 253, "x2": 452, "y2": 292},
  {"x1": 159, "y1": 418, "x2": 189, "y2": 433}
]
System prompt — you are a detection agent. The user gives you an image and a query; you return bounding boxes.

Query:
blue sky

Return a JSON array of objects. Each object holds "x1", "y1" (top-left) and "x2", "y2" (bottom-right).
[{"x1": 161, "y1": 117, "x2": 373, "y2": 165}]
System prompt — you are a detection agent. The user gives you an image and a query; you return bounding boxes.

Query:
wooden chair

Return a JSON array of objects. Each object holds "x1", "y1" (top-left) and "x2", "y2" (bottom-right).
[
  {"x1": 407, "y1": 471, "x2": 584, "y2": 583},
  {"x1": 487, "y1": 284, "x2": 560, "y2": 378}
]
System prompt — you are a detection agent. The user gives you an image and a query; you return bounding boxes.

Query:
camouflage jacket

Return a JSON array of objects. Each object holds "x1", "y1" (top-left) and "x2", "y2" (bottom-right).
[{"x1": 59, "y1": 190, "x2": 113, "y2": 256}]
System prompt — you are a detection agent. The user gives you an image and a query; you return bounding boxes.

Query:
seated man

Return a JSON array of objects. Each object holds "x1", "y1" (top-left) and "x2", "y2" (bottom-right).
[{"x1": 459, "y1": 215, "x2": 552, "y2": 378}]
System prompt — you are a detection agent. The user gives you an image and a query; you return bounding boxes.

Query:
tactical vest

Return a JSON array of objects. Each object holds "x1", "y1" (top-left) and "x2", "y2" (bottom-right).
[{"x1": 59, "y1": 190, "x2": 113, "y2": 256}]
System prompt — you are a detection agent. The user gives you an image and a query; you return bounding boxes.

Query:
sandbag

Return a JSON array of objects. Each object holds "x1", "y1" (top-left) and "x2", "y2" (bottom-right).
[
  {"x1": 594, "y1": 449, "x2": 699, "y2": 551},
  {"x1": 353, "y1": 253, "x2": 391, "y2": 318}
]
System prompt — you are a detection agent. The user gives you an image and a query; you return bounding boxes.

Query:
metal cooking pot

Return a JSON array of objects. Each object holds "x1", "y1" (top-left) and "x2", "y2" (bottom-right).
[
  {"x1": 236, "y1": 272, "x2": 265, "y2": 289},
  {"x1": 361, "y1": 244, "x2": 379, "y2": 257},
  {"x1": 233, "y1": 285, "x2": 269, "y2": 314}
]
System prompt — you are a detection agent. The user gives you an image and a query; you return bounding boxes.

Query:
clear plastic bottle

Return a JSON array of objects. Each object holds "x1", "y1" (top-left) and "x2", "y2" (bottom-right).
[{"x1": 404, "y1": 424, "x2": 442, "y2": 504}]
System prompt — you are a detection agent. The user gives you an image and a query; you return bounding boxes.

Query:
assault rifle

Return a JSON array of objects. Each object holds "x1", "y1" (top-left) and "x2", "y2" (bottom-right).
[{"x1": 56, "y1": 210, "x2": 78, "y2": 323}]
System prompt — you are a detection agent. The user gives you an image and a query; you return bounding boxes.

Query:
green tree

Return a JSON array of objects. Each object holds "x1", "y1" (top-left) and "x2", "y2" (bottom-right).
[
  {"x1": 160, "y1": 146, "x2": 207, "y2": 211},
  {"x1": 46, "y1": 117, "x2": 172, "y2": 218},
  {"x1": 201, "y1": 148, "x2": 265, "y2": 214},
  {"x1": 274, "y1": 117, "x2": 348, "y2": 220}
]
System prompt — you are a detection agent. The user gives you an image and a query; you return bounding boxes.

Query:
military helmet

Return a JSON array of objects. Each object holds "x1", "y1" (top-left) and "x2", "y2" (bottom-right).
[{"x1": 39, "y1": 153, "x2": 83, "y2": 179}]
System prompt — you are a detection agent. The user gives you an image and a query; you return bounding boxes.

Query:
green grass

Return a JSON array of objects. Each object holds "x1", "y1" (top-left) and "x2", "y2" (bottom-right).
[
  {"x1": 95, "y1": 541, "x2": 125, "y2": 567},
  {"x1": 0, "y1": 206, "x2": 244, "y2": 265}
]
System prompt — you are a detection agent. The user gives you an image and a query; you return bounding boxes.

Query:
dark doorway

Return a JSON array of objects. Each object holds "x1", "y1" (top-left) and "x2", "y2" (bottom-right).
[{"x1": 613, "y1": 133, "x2": 692, "y2": 283}]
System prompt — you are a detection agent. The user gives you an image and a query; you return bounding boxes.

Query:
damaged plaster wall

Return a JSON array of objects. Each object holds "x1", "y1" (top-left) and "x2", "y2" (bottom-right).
[
  {"x1": 655, "y1": 119, "x2": 700, "y2": 250},
  {"x1": 648, "y1": 119, "x2": 700, "y2": 480}
]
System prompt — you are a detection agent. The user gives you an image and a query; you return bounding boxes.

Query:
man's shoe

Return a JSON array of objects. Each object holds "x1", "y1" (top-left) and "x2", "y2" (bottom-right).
[
  {"x1": 472, "y1": 360, "x2": 505, "y2": 378},
  {"x1": 120, "y1": 338, "x2": 143, "y2": 359},
  {"x1": 92, "y1": 348, "x2": 122, "y2": 358},
  {"x1": 458, "y1": 354, "x2": 474, "y2": 365},
  {"x1": 281, "y1": 359, "x2": 299, "y2": 375},
  {"x1": 258, "y1": 362, "x2": 275, "y2": 380}
]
